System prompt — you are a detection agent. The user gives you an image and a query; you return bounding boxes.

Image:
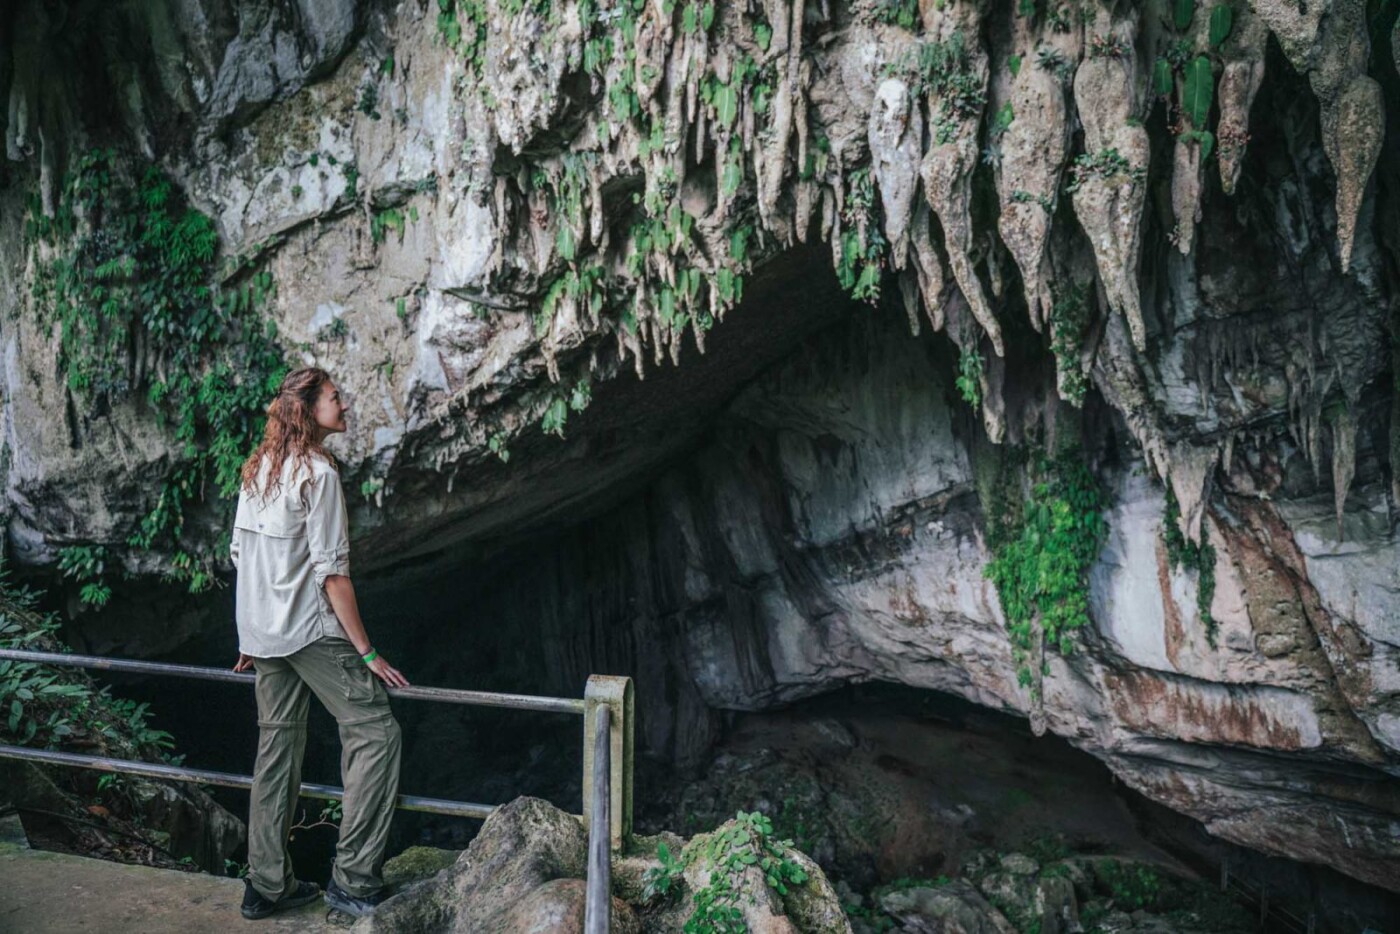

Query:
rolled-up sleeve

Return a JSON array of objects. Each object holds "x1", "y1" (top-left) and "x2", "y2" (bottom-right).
[{"x1": 306, "y1": 469, "x2": 350, "y2": 590}]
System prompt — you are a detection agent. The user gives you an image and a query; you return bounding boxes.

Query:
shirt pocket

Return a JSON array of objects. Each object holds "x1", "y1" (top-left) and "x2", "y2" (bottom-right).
[
  {"x1": 234, "y1": 486, "x2": 307, "y2": 538},
  {"x1": 334, "y1": 650, "x2": 386, "y2": 705}
]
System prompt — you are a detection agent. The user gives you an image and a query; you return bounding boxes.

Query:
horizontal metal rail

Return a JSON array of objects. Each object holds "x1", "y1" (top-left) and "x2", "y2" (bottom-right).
[
  {"x1": 0, "y1": 744, "x2": 495, "y2": 820},
  {"x1": 0, "y1": 648, "x2": 586, "y2": 715},
  {"x1": 0, "y1": 647, "x2": 633, "y2": 855}
]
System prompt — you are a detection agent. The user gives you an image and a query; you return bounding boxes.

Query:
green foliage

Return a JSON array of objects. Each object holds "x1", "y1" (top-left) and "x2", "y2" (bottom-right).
[
  {"x1": 643, "y1": 810, "x2": 811, "y2": 933},
  {"x1": 1035, "y1": 45, "x2": 1073, "y2": 82},
  {"x1": 1088, "y1": 33, "x2": 1129, "y2": 58},
  {"x1": 0, "y1": 559, "x2": 177, "y2": 760},
  {"x1": 1208, "y1": 4, "x2": 1234, "y2": 46},
  {"x1": 371, "y1": 207, "x2": 406, "y2": 244},
  {"x1": 1162, "y1": 485, "x2": 1218, "y2": 647},
  {"x1": 956, "y1": 345, "x2": 984, "y2": 407},
  {"x1": 991, "y1": 102, "x2": 1016, "y2": 138},
  {"x1": 1153, "y1": 57, "x2": 1174, "y2": 96},
  {"x1": 57, "y1": 546, "x2": 113, "y2": 610},
  {"x1": 27, "y1": 149, "x2": 287, "y2": 591},
  {"x1": 641, "y1": 840, "x2": 686, "y2": 902},
  {"x1": 985, "y1": 452, "x2": 1108, "y2": 688},
  {"x1": 357, "y1": 81, "x2": 381, "y2": 120},
  {"x1": 1179, "y1": 128, "x2": 1215, "y2": 159},
  {"x1": 898, "y1": 33, "x2": 986, "y2": 120},
  {"x1": 436, "y1": 0, "x2": 490, "y2": 74},
  {"x1": 1008, "y1": 54, "x2": 1023, "y2": 78},
  {"x1": 1066, "y1": 148, "x2": 1146, "y2": 194},
  {"x1": 1049, "y1": 282, "x2": 1091, "y2": 407},
  {"x1": 833, "y1": 167, "x2": 886, "y2": 305},
  {"x1": 1182, "y1": 56, "x2": 1215, "y2": 128},
  {"x1": 872, "y1": 0, "x2": 920, "y2": 30},
  {"x1": 1174, "y1": 0, "x2": 1196, "y2": 30},
  {"x1": 1096, "y1": 860, "x2": 1163, "y2": 911}
]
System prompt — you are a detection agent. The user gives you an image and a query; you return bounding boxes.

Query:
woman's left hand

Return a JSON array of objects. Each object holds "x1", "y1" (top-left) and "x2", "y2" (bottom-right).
[
  {"x1": 233, "y1": 653, "x2": 255, "y2": 672},
  {"x1": 367, "y1": 655, "x2": 410, "y2": 688}
]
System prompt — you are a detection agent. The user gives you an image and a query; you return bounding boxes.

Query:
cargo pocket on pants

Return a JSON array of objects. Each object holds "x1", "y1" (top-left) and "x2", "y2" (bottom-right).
[{"x1": 334, "y1": 652, "x2": 384, "y2": 705}]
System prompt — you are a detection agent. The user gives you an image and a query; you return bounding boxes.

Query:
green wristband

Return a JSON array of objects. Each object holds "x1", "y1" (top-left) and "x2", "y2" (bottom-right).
[{"x1": 361, "y1": 648, "x2": 378, "y2": 664}]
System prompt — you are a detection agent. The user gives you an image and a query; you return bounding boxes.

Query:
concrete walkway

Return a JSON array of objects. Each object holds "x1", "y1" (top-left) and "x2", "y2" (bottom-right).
[{"x1": 0, "y1": 841, "x2": 339, "y2": 933}]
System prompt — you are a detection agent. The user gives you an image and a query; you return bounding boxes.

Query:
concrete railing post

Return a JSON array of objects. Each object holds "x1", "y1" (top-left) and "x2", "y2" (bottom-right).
[{"x1": 582, "y1": 674, "x2": 633, "y2": 850}]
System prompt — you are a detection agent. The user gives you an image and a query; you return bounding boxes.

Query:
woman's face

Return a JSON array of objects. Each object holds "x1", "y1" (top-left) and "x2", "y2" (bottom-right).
[{"x1": 313, "y1": 379, "x2": 350, "y2": 437}]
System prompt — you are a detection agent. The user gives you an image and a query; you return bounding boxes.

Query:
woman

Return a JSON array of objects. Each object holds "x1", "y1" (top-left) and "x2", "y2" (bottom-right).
[{"x1": 229, "y1": 366, "x2": 410, "y2": 920}]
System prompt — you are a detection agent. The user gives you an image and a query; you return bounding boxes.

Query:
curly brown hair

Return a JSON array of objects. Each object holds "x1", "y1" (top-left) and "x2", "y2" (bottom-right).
[{"x1": 239, "y1": 366, "x2": 339, "y2": 504}]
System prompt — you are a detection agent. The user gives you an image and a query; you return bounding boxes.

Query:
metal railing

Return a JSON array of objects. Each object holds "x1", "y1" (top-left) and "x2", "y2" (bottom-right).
[{"x1": 0, "y1": 646, "x2": 633, "y2": 929}]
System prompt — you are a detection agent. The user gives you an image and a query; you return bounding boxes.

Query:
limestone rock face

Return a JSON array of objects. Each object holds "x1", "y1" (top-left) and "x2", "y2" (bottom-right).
[{"x1": 1, "y1": 0, "x2": 1398, "y2": 898}]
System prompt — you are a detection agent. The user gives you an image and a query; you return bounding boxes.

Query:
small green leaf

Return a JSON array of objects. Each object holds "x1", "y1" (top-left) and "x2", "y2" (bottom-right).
[
  {"x1": 1182, "y1": 56, "x2": 1214, "y2": 128},
  {"x1": 1208, "y1": 4, "x2": 1233, "y2": 47},
  {"x1": 1174, "y1": 0, "x2": 1195, "y2": 31},
  {"x1": 713, "y1": 82, "x2": 738, "y2": 129},
  {"x1": 1008, "y1": 54, "x2": 1022, "y2": 78},
  {"x1": 1152, "y1": 57, "x2": 1173, "y2": 96}
]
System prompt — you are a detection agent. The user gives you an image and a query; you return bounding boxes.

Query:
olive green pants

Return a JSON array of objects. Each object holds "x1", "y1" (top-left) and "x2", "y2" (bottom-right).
[{"x1": 248, "y1": 637, "x2": 402, "y2": 901}]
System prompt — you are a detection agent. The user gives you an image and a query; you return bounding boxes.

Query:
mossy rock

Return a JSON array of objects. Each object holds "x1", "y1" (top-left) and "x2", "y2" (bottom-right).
[{"x1": 382, "y1": 846, "x2": 461, "y2": 888}]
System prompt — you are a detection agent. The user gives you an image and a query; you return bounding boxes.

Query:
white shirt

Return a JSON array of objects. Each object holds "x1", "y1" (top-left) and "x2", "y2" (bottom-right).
[{"x1": 230, "y1": 452, "x2": 352, "y2": 657}]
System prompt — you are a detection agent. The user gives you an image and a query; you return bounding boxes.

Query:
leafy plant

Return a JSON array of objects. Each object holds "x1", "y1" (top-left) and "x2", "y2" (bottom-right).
[
  {"x1": 57, "y1": 546, "x2": 114, "y2": 610},
  {"x1": 1035, "y1": 45, "x2": 1073, "y2": 82},
  {"x1": 27, "y1": 149, "x2": 287, "y2": 592},
  {"x1": 956, "y1": 345, "x2": 984, "y2": 407},
  {"x1": 832, "y1": 167, "x2": 887, "y2": 304},
  {"x1": 641, "y1": 840, "x2": 686, "y2": 902},
  {"x1": 1097, "y1": 860, "x2": 1163, "y2": 911},
  {"x1": 1162, "y1": 485, "x2": 1218, "y2": 647},
  {"x1": 872, "y1": 0, "x2": 920, "y2": 30},
  {"x1": 985, "y1": 451, "x2": 1108, "y2": 688},
  {"x1": 1049, "y1": 282, "x2": 1092, "y2": 406},
  {"x1": 1066, "y1": 148, "x2": 1146, "y2": 194},
  {"x1": 1, "y1": 558, "x2": 178, "y2": 760},
  {"x1": 681, "y1": 811, "x2": 810, "y2": 933},
  {"x1": 357, "y1": 81, "x2": 381, "y2": 120},
  {"x1": 1088, "y1": 33, "x2": 1128, "y2": 58},
  {"x1": 371, "y1": 207, "x2": 406, "y2": 244},
  {"x1": 1178, "y1": 128, "x2": 1215, "y2": 159}
]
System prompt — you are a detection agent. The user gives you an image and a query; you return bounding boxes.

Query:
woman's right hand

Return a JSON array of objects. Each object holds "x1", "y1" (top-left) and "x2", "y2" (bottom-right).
[{"x1": 367, "y1": 655, "x2": 409, "y2": 688}]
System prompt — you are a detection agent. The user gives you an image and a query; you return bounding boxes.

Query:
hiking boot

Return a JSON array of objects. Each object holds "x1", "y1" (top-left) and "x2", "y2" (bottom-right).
[
  {"x1": 324, "y1": 878, "x2": 390, "y2": 918},
  {"x1": 241, "y1": 878, "x2": 321, "y2": 920}
]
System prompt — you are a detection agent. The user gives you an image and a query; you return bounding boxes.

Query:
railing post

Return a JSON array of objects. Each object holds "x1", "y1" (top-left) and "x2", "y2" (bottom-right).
[
  {"x1": 582, "y1": 675, "x2": 633, "y2": 850},
  {"x1": 584, "y1": 705, "x2": 611, "y2": 934}
]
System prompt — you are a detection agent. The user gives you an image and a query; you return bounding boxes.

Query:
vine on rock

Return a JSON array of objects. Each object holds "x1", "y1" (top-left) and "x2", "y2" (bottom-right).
[
  {"x1": 985, "y1": 451, "x2": 1108, "y2": 691},
  {"x1": 27, "y1": 149, "x2": 287, "y2": 597},
  {"x1": 641, "y1": 810, "x2": 810, "y2": 933},
  {"x1": 1162, "y1": 485, "x2": 1218, "y2": 647}
]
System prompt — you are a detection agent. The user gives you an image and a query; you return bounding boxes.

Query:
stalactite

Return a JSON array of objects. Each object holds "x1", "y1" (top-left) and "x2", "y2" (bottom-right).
[
  {"x1": 917, "y1": 2, "x2": 1001, "y2": 356},
  {"x1": 991, "y1": 4, "x2": 1073, "y2": 331},
  {"x1": 1071, "y1": 5, "x2": 1150, "y2": 351},
  {"x1": 1331, "y1": 406, "x2": 1357, "y2": 541}
]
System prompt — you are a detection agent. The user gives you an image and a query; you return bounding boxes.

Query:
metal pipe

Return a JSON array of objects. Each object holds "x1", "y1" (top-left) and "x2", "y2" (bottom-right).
[
  {"x1": 583, "y1": 704, "x2": 611, "y2": 934},
  {"x1": 0, "y1": 744, "x2": 497, "y2": 820},
  {"x1": 0, "y1": 648, "x2": 586, "y2": 715}
]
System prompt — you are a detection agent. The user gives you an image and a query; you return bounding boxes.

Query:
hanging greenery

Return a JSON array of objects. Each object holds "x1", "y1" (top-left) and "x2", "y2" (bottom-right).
[{"x1": 27, "y1": 148, "x2": 287, "y2": 596}]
